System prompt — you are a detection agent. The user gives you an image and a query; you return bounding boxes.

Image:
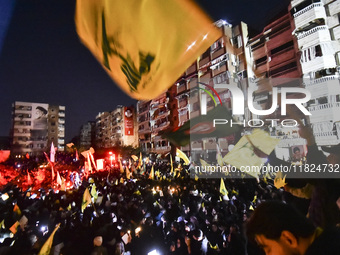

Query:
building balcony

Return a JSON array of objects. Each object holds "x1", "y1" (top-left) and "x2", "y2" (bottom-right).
[
  {"x1": 296, "y1": 25, "x2": 331, "y2": 48},
  {"x1": 291, "y1": 0, "x2": 306, "y2": 9},
  {"x1": 329, "y1": 0, "x2": 340, "y2": 16},
  {"x1": 58, "y1": 112, "x2": 65, "y2": 117},
  {"x1": 308, "y1": 102, "x2": 340, "y2": 122},
  {"x1": 304, "y1": 75, "x2": 339, "y2": 98},
  {"x1": 276, "y1": 137, "x2": 307, "y2": 148},
  {"x1": 152, "y1": 121, "x2": 170, "y2": 132},
  {"x1": 293, "y1": 3, "x2": 327, "y2": 30},
  {"x1": 327, "y1": 14, "x2": 339, "y2": 29},
  {"x1": 138, "y1": 128, "x2": 151, "y2": 135},
  {"x1": 150, "y1": 146, "x2": 171, "y2": 154},
  {"x1": 314, "y1": 131, "x2": 340, "y2": 145},
  {"x1": 301, "y1": 55, "x2": 336, "y2": 74}
]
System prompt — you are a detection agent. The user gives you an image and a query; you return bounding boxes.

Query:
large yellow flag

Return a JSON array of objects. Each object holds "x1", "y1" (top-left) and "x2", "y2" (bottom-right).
[
  {"x1": 222, "y1": 129, "x2": 279, "y2": 178},
  {"x1": 38, "y1": 223, "x2": 61, "y2": 255},
  {"x1": 75, "y1": 0, "x2": 221, "y2": 100},
  {"x1": 176, "y1": 148, "x2": 190, "y2": 165},
  {"x1": 81, "y1": 188, "x2": 92, "y2": 212},
  {"x1": 219, "y1": 178, "x2": 228, "y2": 196}
]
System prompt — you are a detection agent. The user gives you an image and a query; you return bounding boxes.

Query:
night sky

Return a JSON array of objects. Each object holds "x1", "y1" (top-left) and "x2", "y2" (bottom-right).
[{"x1": 0, "y1": 0, "x2": 289, "y2": 142}]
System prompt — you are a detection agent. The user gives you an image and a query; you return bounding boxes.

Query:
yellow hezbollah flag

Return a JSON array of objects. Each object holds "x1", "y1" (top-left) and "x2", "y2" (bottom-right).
[
  {"x1": 222, "y1": 129, "x2": 279, "y2": 178},
  {"x1": 75, "y1": 0, "x2": 221, "y2": 100},
  {"x1": 137, "y1": 152, "x2": 143, "y2": 169},
  {"x1": 219, "y1": 178, "x2": 228, "y2": 196},
  {"x1": 38, "y1": 223, "x2": 60, "y2": 255},
  {"x1": 149, "y1": 165, "x2": 154, "y2": 180},
  {"x1": 91, "y1": 184, "x2": 98, "y2": 201},
  {"x1": 13, "y1": 204, "x2": 21, "y2": 217},
  {"x1": 176, "y1": 148, "x2": 190, "y2": 165},
  {"x1": 81, "y1": 188, "x2": 92, "y2": 212}
]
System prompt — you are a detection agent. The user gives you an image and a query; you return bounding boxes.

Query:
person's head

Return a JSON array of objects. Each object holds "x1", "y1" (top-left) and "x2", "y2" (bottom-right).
[
  {"x1": 246, "y1": 201, "x2": 316, "y2": 255},
  {"x1": 35, "y1": 106, "x2": 47, "y2": 118},
  {"x1": 293, "y1": 147, "x2": 301, "y2": 160}
]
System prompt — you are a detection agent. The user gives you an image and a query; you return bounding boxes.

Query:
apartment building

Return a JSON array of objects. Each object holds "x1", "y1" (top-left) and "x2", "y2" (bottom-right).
[
  {"x1": 137, "y1": 92, "x2": 171, "y2": 155},
  {"x1": 290, "y1": 0, "x2": 340, "y2": 146},
  {"x1": 247, "y1": 10, "x2": 306, "y2": 160},
  {"x1": 79, "y1": 121, "x2": 95, "y2": 150},
  {"x1": 10, "y1": 101, "x2": 65, "y2": 156},
  {"x1": 95, "y1": 105, "x2": 138, "y2": 149},
  {"x1": 167, "y1": 20, "x2": 251, "y2": 162}
]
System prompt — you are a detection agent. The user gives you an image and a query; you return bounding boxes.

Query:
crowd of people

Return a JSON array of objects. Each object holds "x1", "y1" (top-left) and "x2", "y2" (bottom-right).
[{"x1": 0, "y1": 126, "x2": 339, "y2": 254}]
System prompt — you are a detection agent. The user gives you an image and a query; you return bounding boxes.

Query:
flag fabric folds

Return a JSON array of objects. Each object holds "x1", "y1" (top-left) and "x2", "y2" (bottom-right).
[
  {"x1": 222, "y1": 129, "x2": 279, "y2": 178},
  {"x1": 38, "y1": 223, "x2": 61, "y2": 255},
  {"x1": 75, "y1": 0, "x2": 221, "y2": 100},
  {"x1": 176, "y1": 149, "x2": 190, "y2": 165},
  {"x1": 81, "y1": 188, "x2": 92, "y2": 212}
]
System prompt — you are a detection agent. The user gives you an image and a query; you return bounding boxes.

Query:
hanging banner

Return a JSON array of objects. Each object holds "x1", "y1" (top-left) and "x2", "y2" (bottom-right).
[{"x1": 124, "y1": 106, "x2": 134, "y2": 136}]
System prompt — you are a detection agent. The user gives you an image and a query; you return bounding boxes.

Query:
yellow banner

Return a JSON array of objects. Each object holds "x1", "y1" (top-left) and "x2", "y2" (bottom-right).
[
  {"x1": 75, "y1": 0, "x2": 221, "y2": 99},
  {"x1": 223, "y1": 129, "x2": 279, "y2": 178}
]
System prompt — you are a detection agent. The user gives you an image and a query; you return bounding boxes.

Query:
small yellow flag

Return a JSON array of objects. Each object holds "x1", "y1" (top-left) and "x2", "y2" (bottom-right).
[
  {"x1": 170, "y1": 154, "x2": 174, "y2": 175},
  {"x1": 38, "y1": 223, "x2": 61, "y2": 255},
  {"x1": 137, "y1": 152, "x2": 143, "y2": 169},
  {"x1": 13, "y1": 204, "x2": 21, "y2": 217},
  {"x1": 149, "y1": 165, "x2": 154, "y2": 180},
  {"x1": 75, "y1": 0, "x2": 221, "y2": 100},
  {"x1": 199, "y1": 158, "x2": 210, "y2": 167},
  {"x1": 81, "y1": 188, "x2": 92, "y2": 213},
  {"x1": 176, "y1": 148, "x2": 190, "y2": 165},
  {"x1": 119, "y1": 160, "x2": 124, "y2": 174},
  {"x1": 0, "y1": 219, "x2": 5, "y2": 229},
  {"x1": 274, "y1": 171, "x2": 287, "y2": 189},
  {"x1": 219, "y1": 178, "x2": 228, "y2": 196},
  {"x1": 131, "y1": 155, "x2": 138, "y2": 161}
]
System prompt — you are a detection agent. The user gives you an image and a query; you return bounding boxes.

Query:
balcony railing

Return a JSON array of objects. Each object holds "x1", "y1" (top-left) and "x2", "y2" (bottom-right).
[
  {"x1": 304, "y1": 75, "x2": 337, "y2": 87},
  {"x1": 301, "y1": 55, "x2": 337, "y2": 74},
  {"x1": 291, "y1": 0, "x2": 306, "y2": 8},
  {"x1": 293, "y1": 3, "x2": 326, "y2": 30},
  {"x1": 308, "y1": 102, "x2": 340, "y2": 111}
]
